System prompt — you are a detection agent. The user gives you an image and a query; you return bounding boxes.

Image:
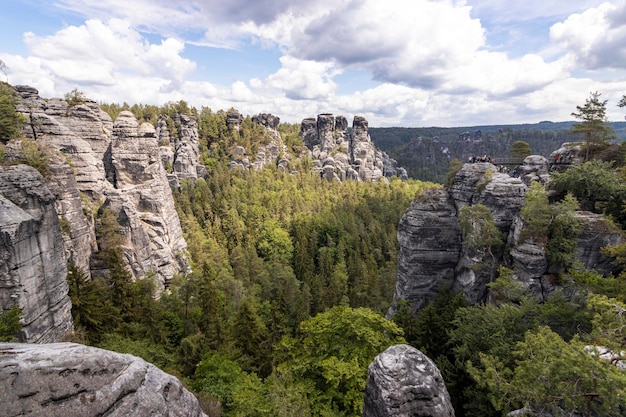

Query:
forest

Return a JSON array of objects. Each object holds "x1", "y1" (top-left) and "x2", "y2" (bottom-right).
[{"x1": 1, "y1": 86, "x2": 626, "y2": 416}]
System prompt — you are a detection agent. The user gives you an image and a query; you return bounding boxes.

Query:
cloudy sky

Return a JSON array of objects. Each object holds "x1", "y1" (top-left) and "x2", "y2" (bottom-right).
[{"x1": 2, "y1": 0, "x2": 626, "y2": 127}]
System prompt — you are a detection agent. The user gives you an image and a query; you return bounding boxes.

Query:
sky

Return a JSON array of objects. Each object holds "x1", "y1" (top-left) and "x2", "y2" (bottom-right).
[{"x1": 1, "y1": 0, "x2": 626, "y2": 127}]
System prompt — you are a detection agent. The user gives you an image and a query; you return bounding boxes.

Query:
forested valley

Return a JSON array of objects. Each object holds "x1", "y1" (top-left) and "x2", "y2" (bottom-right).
[
  {"x1": 2, "y1": 86, "x2": 626, "y2": 417},
  {"x1": 62, "y1": 100, "x2": 432, "y2": 417}
]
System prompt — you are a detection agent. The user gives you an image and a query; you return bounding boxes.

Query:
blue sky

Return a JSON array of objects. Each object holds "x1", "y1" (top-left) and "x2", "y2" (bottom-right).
[{"x1": 1, "y1": 0, "x2": 626, "y2": 127}]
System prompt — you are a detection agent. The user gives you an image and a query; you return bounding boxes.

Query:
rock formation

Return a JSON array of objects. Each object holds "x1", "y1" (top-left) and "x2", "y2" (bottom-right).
[
  {"x1": 0, "y1": 342, "x2": 207, "y2": 417},
  {"x1": 0, "y1": 165, "x2": 73, "y2": 342},
  {"x1": 12, "y1": 86, "x2": 189, "y2": 293},
  {"x1": 363, "y1": 344, "x2": 455, "y2": 417},
  {"x1": 227, "y1": 112, "x2": 291, "y2": 173},
  {"x1": 389, "y1": 159, "x2": 626, "y2": 316},
  {"x1": 300, "y1": 114, "x2": 408, "y2": 182},
  {"x1": 156, "y1": 113, "x2": 206, "y2": 187}
]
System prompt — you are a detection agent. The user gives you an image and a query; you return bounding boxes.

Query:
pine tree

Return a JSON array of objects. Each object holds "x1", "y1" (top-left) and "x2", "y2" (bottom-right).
[{"x1": 571, "y1": 91, "x2": 613, "y2": 161}]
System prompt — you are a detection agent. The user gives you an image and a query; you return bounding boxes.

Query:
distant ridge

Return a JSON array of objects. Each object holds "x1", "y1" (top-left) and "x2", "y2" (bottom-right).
[{"x1": 368, "y1": 121, "x2": 626, "y2": 183}]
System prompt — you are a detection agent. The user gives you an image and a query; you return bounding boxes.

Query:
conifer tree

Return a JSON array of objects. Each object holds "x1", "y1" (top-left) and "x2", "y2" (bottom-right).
[{"x1": 571, "y1": 91, "x2": 613, "y2": 161}]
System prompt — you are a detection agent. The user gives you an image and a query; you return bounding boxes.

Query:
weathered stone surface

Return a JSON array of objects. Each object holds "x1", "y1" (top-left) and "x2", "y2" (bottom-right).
[
  {"x1": 0, "y1": 342, "x2": 207, "y2": 417},
  {"x1": 388, "y1": 188, "x2": 462, "y2": 316},
  {"x1": 390, "y1": 157, "x2": 624, "y2": 315},
  {"x1": 156, "y1": 114, "x2": 204, "y2": 181},
  {"x1": 0, "y1": 165, "x2": 73, "y2": 342},
  {"x1": 13, "y1": 87, "x2": 190, "y2": 294},
  {"x1": 363, "y1": 344, "x2": 455, "y2": 417},
  {"x1": 516, "y1": 155, "x2": 550, "y2": 185},
  {"x1": 300, "y1": 114, "x2": 405, "y2": 182},
  {"x1": 108, "y1": 112, "x2": 188, "y2": 290},
  {"x1": 576, "y1": 211, "x2": 626, "y2": 275},
  {"x1": 45, "y1": 153, "x2": 96, "y2": 274}
]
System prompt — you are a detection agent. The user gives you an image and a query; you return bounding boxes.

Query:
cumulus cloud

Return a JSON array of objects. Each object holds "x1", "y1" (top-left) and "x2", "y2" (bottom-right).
[
  {"x1": 4, "y1": 18, "x2": 196, "y2": 103},
  {"x1": 261, "y1": 56, "x2": 338, "y2": 100},
  {"x1": 550, "y1": 2, "x2": 626, "y2": 70},
  {"x1": 288, "y1": 0, "x2": 485, "y2": 89},
  {"x1": 4, "y1": 0, "x2": 626, "y2": 127}
]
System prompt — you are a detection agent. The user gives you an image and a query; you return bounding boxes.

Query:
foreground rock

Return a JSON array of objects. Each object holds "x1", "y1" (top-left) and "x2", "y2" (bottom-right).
[
  {"x1": 363, "y1": 344, "x2": 455, "y2": 417},
  {"x1": 0, "y1": 342, "x2": 207, "y2": 417}
]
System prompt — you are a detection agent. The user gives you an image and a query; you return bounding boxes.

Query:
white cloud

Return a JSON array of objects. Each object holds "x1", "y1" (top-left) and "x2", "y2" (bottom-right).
[
  {"x1": 262, "y1": 56, "x2": 338, "y2": 100},
  {"x1": 4, "y1": 18, "x2": 197, "y2": 104},
  {"x1": 551, "y1": 2, "x2": 626, "y2": 70},
  {"x1": 3, "y1": 0, "x2": 626, "y2": 128},
  {"x1": 286, "y1": 0, "x2": 485, "y2": 88}
]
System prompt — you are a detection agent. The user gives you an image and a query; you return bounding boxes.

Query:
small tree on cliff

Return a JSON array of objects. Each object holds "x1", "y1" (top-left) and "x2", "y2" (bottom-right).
[
  {"x1": 0, "y1": 82, "x2": 23, "y2": 142},
  {"x1": 571, "y1": 91, "x2": 613, "y2": 161},
  {"x1": 459, "y1": 203, "x2": 504, "y2": 280}
]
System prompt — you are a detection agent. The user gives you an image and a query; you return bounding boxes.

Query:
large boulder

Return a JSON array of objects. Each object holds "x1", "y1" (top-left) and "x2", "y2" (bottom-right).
[
  {"x1": 0, "y1": 342, "x2": 207, "y2": 417},
  {"x1": 363, "y1": 344, "x2": 455, "y2": 417}
]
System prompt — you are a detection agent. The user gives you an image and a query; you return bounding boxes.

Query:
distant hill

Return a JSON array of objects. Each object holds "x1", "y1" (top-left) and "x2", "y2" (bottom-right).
[{"x1": 369, "y1": 121, "x2": 626, "y2": 183}]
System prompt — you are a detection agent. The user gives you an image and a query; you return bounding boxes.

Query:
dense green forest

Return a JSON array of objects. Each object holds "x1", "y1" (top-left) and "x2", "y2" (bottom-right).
[
  {"x1": 3, "y1": 87, "x2": 626, "y2": 416},
  {"x1": 68, "y1": 100, "x2": 434, "y2": 417}
]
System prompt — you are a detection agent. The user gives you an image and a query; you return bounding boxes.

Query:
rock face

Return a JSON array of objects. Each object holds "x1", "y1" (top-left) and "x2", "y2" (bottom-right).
[
  {"x1": 389, "y1": 188, "x2": 462, "y2": 315},
  {"x1": 301, "y1": 114, "x2": 408, "y2": 182},
  {"x1": 0, "y1": 342, "x2": 207, "y2": 417},
  {"x1": 156, "y1": 113, "x2": 206, "y2": 186},
  {"x1": 227, "y1": 112, "x2": 291, "y2": 173},
  {"x1": 389, "y1": 160, "x2": 626, "y2": 315},
  {"x1": 0, "y1": 165, "x2": 73, "y2": 342},
  {"x1": 363, "y1": 344, "x2": 455, "y2": 417},
  {"x1": 12, "y1": 87, "x2": 189, "y2": 292}
]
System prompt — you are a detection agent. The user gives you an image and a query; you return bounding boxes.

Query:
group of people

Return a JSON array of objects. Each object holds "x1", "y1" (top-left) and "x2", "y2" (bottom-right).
[
  {"x1": 552, "y1": 153, "x2": 574, "y2": 164},
  {"x1": 468, "y1": 155, "x2": 494, "y2": 164}
]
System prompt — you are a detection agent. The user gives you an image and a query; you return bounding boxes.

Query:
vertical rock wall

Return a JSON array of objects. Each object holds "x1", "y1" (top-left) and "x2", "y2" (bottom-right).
[
  {"x1": 0, "y1": 165, "x2": 73, "y2": 342},
  {"x1": 389, "y1": 159, "x2": 626, "y2": 316},
  {"x1": 13, "y1": 86, "x2": 189, "y2": 294}
]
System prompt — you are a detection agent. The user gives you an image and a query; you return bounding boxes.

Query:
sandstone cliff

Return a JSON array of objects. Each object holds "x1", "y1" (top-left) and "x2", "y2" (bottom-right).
[
  {"x1": 13, "y1": 86, "x2": 189, "y2": 292},
  {"x1": 389, "y1": 159, "x2": 626, "y2": 316},
  {"x1": 0, "y1": 165, "x2": 73, "y2": 343},
  {"x1": 363, "y1": 344, "x2": 455, "y2": 417},
  {"x1": 0, "y1": 342, "x2": 207, "y2": 417},
  {"x1": 228, "y1": 111, "x2": 291, "y2": 172},
  {"x1": 301, "y1": 114, "x2": 408, "y2": 182}
]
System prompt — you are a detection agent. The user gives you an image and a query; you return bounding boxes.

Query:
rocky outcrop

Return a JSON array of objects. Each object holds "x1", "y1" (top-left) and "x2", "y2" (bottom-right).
[
  {"x1": 300, "y1": 114, "x2": 407, "y2": 182},
  {"x1": 104, "y1": 112, "x2": 188, "y2": 289},
  {"x1": 227, "y1": 112, "x2": 291, "y2": 172},
  {"x1": 388, "y1": 188, "x2": 462, "y2": 316},
  {"x1": 389, "y1": 158, "x2": 625, "y2": 315},
  {"x1": 0, "y1": 342, "x2": 207, "y2": 417},
  {"x1": 156, "y1": 114, "x2": 206, "y2": 186},
  {"x1": 507, "y1": 211, "x2": 626, "y2": 301},
  {"x1": 389, "y1": 163, "x2": 527, "y2": 315},
  {"x1": 363, "y1": 344, "x2": 455, "y2": 417},
  {"x1": 0, "y1": 165, "x2": 73, "y2": 342},
  {"x1": 11, "y1": 86, "x2": 189, "y2": 293}
]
